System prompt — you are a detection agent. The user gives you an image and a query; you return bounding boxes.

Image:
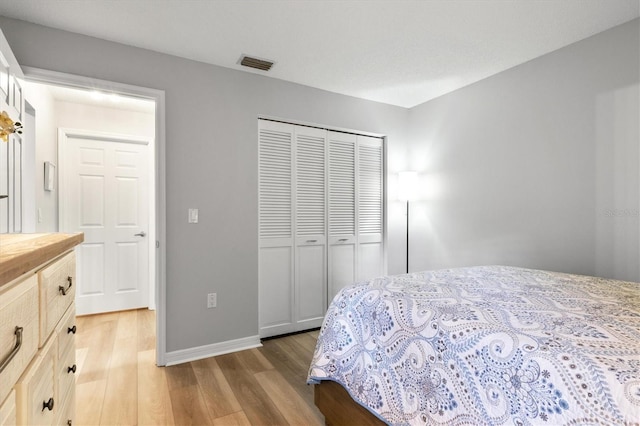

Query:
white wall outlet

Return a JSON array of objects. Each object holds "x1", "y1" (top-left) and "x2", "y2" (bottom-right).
[
  {"x1": 188, "y1": 208, "x2": 199, "y2": 223},
  {"x1": 207, "y1": 292, "x2": 217, "y2": 308}
]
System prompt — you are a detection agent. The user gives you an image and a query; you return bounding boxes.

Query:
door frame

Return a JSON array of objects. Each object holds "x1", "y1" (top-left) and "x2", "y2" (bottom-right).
[
  {"x1": 23, "y1": 66, "x2": 168, "y2": 366},
  {"x1": 58, "y1": 128, "x2": 152, "y2": 314}
]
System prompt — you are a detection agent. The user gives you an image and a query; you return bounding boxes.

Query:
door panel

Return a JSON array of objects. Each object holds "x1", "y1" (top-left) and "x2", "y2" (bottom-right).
[
  {"x1": 79, "y1": 175, "x2": 104, "y2": 225},
  {"x1": 116, "y1": 177, "x2": 139, "y2": 224},
  {"x1": 359, "y1": 242, "x2": 384, "y2": 281},
  {"x1": 116, "y1": 242, "x2": 139, "y2": 292},
  {"x1": 329, "y1": 243, "x2": 356, "y2": 302},
  {"x1": 259, "y1": 246, "x2": 294, "y2": 331},
  {"x1": 78, "y1": 243, "x2": 105, "y2": 295},
  {"x1": 296, "y1": 243, "x2": 326, "y2": 325}
]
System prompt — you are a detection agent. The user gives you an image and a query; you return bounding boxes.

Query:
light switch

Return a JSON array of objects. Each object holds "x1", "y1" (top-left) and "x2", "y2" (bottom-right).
[{"x1": 188, "y1": 208, "x2": 199, "y2": 223}]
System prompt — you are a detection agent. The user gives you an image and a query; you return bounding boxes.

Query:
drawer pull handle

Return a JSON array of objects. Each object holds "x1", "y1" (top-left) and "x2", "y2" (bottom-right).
[
  {"x1": 306, "y1": 239, "x2": 317, "y2": 243},
  {"x1": 68, "y1": 325, "x2": 77, "y2": 334},
  {"x1": 0, "y1": 326, "x2": 23, "y2": 373},
  {"x1": 338, "y1": 238, "x2": 348, "y2": 242},
  {"x1": 59, "y1": 277, "x2": 73, "y2": 296},
  {"x1": 42, "y1": 397, "x2": 54, "y2": 412},
  {"x1": 68, "y1": 364, "x2": 77, "y2": 374}
]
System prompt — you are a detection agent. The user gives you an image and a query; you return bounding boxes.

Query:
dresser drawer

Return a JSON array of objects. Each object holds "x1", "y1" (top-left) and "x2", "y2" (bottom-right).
[
  {"x1": 15, "y1": 336, "x2": 57, "y2": 425},
  {"x1": 0, "y1": 390, "x2": 16, "y2": 426},
  {"x1": 56, "y1": 306, "x2": 77, "y2": 360},
  {"x1": 39, "y1": 252, "x2": 76, "y2": 347},
  {"x1": 58, "y1": 341, "x2": 76, "y2": 405},
  {"x1": 0, "y1": 275, "x2": 39, "y2": 405},
  {"x1": 56, "y1": 384, "x2": 75, "y2": 426}
]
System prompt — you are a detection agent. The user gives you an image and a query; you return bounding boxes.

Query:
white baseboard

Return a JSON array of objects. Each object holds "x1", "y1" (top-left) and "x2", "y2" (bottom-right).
[{"x1": 164, "y1": 335, "x2": 262, "y2": 366}]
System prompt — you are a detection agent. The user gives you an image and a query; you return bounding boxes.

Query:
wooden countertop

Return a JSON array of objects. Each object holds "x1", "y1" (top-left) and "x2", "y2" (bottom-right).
[{"x1": 0, "y1": 233, "x2": 84, "y2": 287}]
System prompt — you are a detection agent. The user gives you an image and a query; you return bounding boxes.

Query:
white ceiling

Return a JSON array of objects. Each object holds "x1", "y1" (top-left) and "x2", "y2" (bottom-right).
[
  {"x1": 1, "y1": 0, "x2": 638, "y2": 108},
  {"x1": 41, "y1": 83, "x2": 156, "y2": 114}
]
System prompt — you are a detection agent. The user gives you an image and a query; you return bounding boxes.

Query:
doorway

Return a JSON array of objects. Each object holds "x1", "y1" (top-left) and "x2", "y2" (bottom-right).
[{"x1": 22, "y1": 67, "x2": 167, "y2": 366}]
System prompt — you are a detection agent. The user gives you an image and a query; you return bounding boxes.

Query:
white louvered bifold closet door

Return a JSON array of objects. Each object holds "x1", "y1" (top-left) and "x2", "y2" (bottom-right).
[
  {"x1": 294, "y1": 126, "x2": 327, "y2": 330},
  {"x1": 259, "y1": 120, "x2": 328, "y2": 337},
  {"x1": 327, "y1": 131, "x2": 357, "y2": 301},
  {"x1": 258, "y1": 120, "x2": 295, "y2": 336},
  {"x1": 259, "y1": 120, "x2": 385, "y2": 337},
  {"x1": 357, "y1": 136, "x2": 384, "y2": 281}
]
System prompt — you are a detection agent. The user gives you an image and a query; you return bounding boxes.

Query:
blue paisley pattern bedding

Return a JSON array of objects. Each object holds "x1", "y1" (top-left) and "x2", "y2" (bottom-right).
[{"x1": 307, "y1": 266, "x2": 640, "y2": 425}]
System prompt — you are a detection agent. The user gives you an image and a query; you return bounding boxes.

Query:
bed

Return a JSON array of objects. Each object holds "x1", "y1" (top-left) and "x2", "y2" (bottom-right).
[{"x1": 307, "y1": 266, "x2": 640, "y2": 425}]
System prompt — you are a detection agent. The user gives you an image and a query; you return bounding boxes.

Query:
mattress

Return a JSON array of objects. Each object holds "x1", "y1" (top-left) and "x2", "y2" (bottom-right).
[{"x1": 307, "y1": 266, "x2": 640, "y2": 425}]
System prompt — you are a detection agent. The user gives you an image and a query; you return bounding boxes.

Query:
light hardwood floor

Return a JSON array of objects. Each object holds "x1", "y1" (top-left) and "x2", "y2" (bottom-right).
[{"x1": 75, "y1": 309, "x2": 325, "y2": 425}]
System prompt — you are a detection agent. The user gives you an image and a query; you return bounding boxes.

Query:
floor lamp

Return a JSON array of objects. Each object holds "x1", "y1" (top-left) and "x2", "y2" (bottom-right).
[{"x1": 398, "y1": 171, "x2": 418, "y2": 274}]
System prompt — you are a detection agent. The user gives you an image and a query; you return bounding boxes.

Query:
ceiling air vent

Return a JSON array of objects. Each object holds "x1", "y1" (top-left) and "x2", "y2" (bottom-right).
[{"x1": 239, "y1": 55, "x2": 274, "y2": 71}]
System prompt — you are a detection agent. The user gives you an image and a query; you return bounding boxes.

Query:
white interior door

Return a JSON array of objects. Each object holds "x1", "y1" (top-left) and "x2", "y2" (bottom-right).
[{"x1": 60, "y1": 129, "x2": 150, "y2": 315}]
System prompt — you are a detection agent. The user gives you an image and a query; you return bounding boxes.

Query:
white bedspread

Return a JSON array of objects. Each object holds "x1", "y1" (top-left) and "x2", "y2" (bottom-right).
[{"x1": 308, "y1": 266, "x2": 640, "y2": 425}]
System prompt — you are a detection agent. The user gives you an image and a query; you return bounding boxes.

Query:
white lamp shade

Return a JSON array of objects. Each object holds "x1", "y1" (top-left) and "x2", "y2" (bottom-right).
[{"x1": 398, "y1": 171, "x2": 419, "y2": 201}]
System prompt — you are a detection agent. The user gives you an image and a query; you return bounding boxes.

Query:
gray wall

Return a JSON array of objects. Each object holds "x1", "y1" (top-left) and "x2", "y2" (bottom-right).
[
  {"x1": 407, "y1": 18, "x2": 639, "y2": 282},
  {"x1": 2, "y1": 15, "x2": 637, "y2": 355},
  {"x1": 22, "y1": 81, "x2": 58, "y2": 232},
  {"x1": 0, "y1": 17, "x2": 409, "y2": 352}
]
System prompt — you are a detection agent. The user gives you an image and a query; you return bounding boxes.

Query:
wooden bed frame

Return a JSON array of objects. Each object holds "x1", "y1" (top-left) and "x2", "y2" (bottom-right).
[{"x1": 314, "y1": 381, "x2": 386, "y2": 426}]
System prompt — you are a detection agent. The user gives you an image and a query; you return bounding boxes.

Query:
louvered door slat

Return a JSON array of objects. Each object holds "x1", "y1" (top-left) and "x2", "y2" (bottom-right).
[
  {"x1": 295, "y1": 131, "x2": 325, "y2": 236},
  {"x1": 329, "y1": 137, "x2": 355, "y2": 236},
  {"x1": 259, "y1": 128, "x2": 292, "y2": 239},
  {"x1": 358, "y1": 140, "x2": 383, "y2": 234}
]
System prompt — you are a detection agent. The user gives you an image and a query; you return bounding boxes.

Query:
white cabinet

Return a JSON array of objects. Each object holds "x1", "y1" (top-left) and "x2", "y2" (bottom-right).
[
  {"x1": 0, "y1": 390, "x2": 16, "y2": 426},
  {"x1": 14, "y1": 336, "x2": 56, "y2": 426},
  {"x1": 0, "y1": 234, "x2": 81, "y2": 426},
  {"x1": 13, "y1": 251, "x2": 77, "y2": 426},
  {"x1": 0, "y1": 28, "x2": 25, "y2": 234},
  {"x1": 259, "y1": 119, "x2": 384, "y2": 338}
]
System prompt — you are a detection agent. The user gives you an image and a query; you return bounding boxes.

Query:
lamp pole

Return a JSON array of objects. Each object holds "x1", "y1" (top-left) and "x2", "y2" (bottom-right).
[
  {"x1": 399, "y1": 171, "x2": 418, "y2": 275},
  {"x1": 406, "y1": 199, "x2": 409, "y2": 274}
]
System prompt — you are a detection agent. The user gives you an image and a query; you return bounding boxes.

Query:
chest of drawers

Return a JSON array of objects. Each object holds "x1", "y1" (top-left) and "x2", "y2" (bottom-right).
[{"x1": 0, "y1": 233, "x2": 83, "y2": 426}]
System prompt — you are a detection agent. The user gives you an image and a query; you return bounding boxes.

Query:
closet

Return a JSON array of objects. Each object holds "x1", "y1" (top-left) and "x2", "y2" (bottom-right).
[{"x1": 258, "y1": 119, "x2": 384, "y2": 338}]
